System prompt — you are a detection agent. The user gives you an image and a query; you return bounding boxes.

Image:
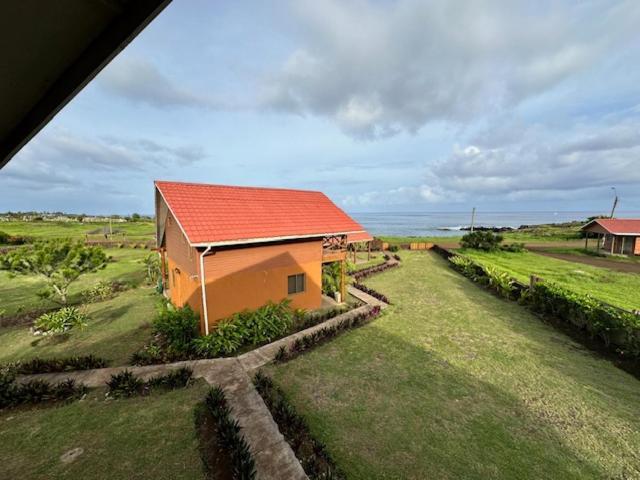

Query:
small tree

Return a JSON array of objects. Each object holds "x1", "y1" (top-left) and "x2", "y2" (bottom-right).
[
  {"x1": 143, "y1": 253, "x2": 161, "y2": 285},
  {"x1": 0, "y1": 240, "x2": 108, "y2": 304},
  {"x1": 460, "y1": 231, "x2": 503, "y2": 251}
]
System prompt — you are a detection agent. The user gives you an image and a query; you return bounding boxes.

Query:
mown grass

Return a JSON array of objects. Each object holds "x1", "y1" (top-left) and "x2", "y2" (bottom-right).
[
  {"x1": 348, "y1": 251, "x2": 386, "y2": 270},
  {"x1": 0, "y1": 247, "x2": 151, "y2": 319},
  {"x1": 544, "y1": 247, "x2": 640, "y2": 264},
  {"x1": 267, "y1": 251, "x2": 640, "y2": 479},
  {"x1": 0, "y1": 381, "x2": 209, "y2": 480},
  {"x1": 0, "y1": 287, "x2": 157, "y2": 366},
  {"x1": 0, "y1": 220, "x2": 155, "y2": 241},
  {"x1": 461, "y1": 249, "x2": 640, "y2": 310}
]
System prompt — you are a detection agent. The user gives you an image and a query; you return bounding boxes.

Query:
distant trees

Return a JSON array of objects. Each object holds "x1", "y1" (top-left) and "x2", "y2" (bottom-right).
[{"x1": 0, "y1": 240, "x2": 108, "y2": 304}]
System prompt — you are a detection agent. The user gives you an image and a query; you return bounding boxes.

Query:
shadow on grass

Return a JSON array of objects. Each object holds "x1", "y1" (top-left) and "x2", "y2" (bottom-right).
[{"x1": 272, "y1": 321, "x2": 609, "y2": 479}]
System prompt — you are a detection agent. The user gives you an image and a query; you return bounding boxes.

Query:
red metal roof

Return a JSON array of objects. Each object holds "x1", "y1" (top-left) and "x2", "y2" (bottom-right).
[
  {"x1": 582, "y1": 218, "x2": 640, "y2": 235},
  {"x1": 155, "y1": 180, "x2": 370, "y2": 245}
]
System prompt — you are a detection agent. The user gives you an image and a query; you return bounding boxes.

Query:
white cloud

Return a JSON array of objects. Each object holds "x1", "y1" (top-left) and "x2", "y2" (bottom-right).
[{"x1": 263, "y1": 0, "x2": 640, "y2": 138}]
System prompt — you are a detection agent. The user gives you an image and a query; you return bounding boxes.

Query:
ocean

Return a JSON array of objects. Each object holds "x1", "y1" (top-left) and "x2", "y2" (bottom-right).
[{"x1": 350, "y1": 211, "x2": 640, "y2": 237}]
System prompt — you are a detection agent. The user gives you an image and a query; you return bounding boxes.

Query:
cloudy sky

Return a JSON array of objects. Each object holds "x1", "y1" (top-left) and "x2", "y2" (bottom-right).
[{"x1": 2, "y1": 0, "x2": 640, "y2": 215}]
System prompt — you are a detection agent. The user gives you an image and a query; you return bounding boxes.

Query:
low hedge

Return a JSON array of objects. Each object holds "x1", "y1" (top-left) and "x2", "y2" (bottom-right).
[
  {"x1": 200, "y1": 386, "x2": 256, "y2": 479},
  {"x1": 351, "y1": 262, "x2": 398, "y2": 281},
  {"x1": 106, "y1": 367, "x2": 193, "y2": 398},
  {"x1": 528, "y1": 282, "x2": 640, "y2": 356},
  {"x1": 448, "y1": 254, "x2": 640, "y2": 358},
  {"x1": 0, "y1": 368, "x2": 87, "y2": 410},
  {"x1": 352, "y1": 283, "x2": 391, "y2": 304},
  {"x1": 7, "y1": 354, "x2": 108, "y2": 375},
  {"x1": 253, "y1": 372, "x2": 343, "y2": 479},
  {"x1": 275, "y1": 306, "x2": 382, "y2": 362}
]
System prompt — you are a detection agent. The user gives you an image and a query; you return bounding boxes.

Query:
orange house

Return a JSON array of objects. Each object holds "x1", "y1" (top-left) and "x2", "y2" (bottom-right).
[{"x1": 155, "y1": 181, "x2": 371, "y2": 334}]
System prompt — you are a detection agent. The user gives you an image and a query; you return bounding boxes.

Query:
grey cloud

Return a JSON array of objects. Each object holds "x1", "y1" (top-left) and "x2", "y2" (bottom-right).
[
  {"x1": 2, "y1": 129, "x2": 207, "y2": 189},
  {"x1": 263, "y1": 0, "x2": 640, "y2": 139},
  {"x1": 431, "y1": 120, "x2": 640, "y2": 197},
  {"x1": 98, "y1": 58, "x2": 241, "y2": 110}
]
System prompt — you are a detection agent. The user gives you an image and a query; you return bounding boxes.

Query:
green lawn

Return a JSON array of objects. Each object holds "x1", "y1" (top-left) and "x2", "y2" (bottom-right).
[
  {"x1": 349, "y1": 251, "x2": 386, "y2": 270},
  {"x1": 461, "y1": 249, "x2": 640, "y2": 310},
  {"x1": 543, "y1": 246, "x2": 640, "y2": 264},
  {"x1": 0, "y1": 247, "x2": 151, "y2": 319},
  {"x1": 0, "y1": 220, "x2": 155, "y2": 242},
  {"x1": 0, "y1": 287, "x2": 157, "y2": 366},
  {"x1": 267, "y1": 251, "x2": 640, "y2": 479},
  {"x1": 0, "y1": 382, "x2": 209, "y2": 480}
]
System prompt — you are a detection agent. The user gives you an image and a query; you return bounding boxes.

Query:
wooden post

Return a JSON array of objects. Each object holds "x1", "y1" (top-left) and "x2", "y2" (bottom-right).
[
  {"x1": 584, "y1": 233, "x2": 588, "y2": 250},
  {"x1": 367, "y1": 241, "x2": 371, "y2": 261},
  {"x1": 159, "y1": 248, "x2": 166, "y2": 290},
  {"x1": 621, "y1": 236, "x2": 626, "y2": 255},
  {"x1": 340, "y1": 259, "x2": 346, "y2": 302},
  {"x1": 530, "y1": 274, "x2": 542, "y2": 290},
  {"x1": 611, "y1": 235, "x2": 615, "y2": 255},
  {"x1": 597, "y1": 233, "x2": 602, "y2": 251}
]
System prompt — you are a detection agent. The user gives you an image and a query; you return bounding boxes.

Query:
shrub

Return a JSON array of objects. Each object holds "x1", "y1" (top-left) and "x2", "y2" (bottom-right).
[
  {"x1": 393, "y1": 254, "x2": 401, "y2": 262},
  {"x1": 194, "y1": 300, "x2": 293, "y2": 357},
  {"x1": 527, "y1": 282, "x2": 640, "y2": 356},
  {"x1": 9, "y1": 355, "x2": 107, "y2": 374},
  {"x1": 449, "y1": 255, "x2": 517, "y2": 299},
  {"x1": 501, "y1": 242, "x2": 526, "y2": 253},
  {"x1": 322, "y1": 262, "x2": 341, "y2": 296},
  {"x1": 0, "y1": 368, "x2": 87, "y2": 410},
  {"x1": 33, "y1": 307, "x2": 88, "y2": 335},
  {"x1": 106, "y1": 368, "x2": 193, "y2": 398},
  {"x1": 388, "y1": 244, "x2": 399, "y2": 252},
  {"x1": 153, "y1": 304, "x2": 200, "y2": 355},
  {"x1": 82, "y1": 281, "x2": 115, "y2": 302},
  {"x1": 146, "y1": 367, "x2": 193, "y2": 390},
  {"x1": 276, "y1": 306, "x2": 381, "y2": 362},
  {"x1": 107, "y1": 370, "x2": 145, "y2": 398},
  {"x1": 293, "y1": 305, "x2": 350, "y2": 331},
  {"x1": 460, "y1": 231, "x2": 503, "y2": 251},
  {"x1": 253, "y1": 372, "x2": 343, "y2": 479},
  {"x1": 0, "y1": 231, "x2": 9, "y2": 244},
  {"x1": 203, "y1": 386, "x2": 256, "y2": 479}
]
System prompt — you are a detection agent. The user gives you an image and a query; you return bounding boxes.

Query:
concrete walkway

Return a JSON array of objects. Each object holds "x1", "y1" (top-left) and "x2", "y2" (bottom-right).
[{"x1": 17, "y1": 300, "x2": 382, "y2": 480}]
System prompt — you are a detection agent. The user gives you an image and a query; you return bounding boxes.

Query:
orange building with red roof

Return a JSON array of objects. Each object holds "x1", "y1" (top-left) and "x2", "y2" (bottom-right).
[
  {"x1": 154, "y1": 180, "x2": 371, "y2": 333},
  {"x1": 581, "y1": 218, "x2": 640, "y2": 256}
]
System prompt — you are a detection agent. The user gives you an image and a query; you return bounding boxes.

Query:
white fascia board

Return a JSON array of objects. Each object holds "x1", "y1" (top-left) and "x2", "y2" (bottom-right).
[{"x1": 192, "y1": 230, "x2": 367, "y2": 249}]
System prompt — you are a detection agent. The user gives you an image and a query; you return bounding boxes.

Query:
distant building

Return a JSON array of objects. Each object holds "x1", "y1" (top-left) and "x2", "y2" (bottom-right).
[
  {"x1": 155, "y1": 181, "x2": 371, "y2": 334},
  {"x1": 581, "y1": 218, "x2": 640, "y2": 256}
]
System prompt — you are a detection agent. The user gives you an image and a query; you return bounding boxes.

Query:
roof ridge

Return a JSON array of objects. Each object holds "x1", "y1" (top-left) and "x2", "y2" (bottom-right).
[{"x1": 154, "y1": 180, "x2": 323, "y2": 195}]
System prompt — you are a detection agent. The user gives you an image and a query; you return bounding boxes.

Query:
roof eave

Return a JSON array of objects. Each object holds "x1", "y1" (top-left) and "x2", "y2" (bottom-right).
[{"x1": 192, "y1": 230, "x2": 368, "y2": 249}]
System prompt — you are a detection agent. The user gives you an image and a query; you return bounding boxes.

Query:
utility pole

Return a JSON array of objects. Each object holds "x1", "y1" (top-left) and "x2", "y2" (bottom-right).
[
  {"x1": 470, "y1": 207, "x2": 476, "y2": 232},
  {"x1": 609, "y1": 187, "x2": 618, "y2": 219}
]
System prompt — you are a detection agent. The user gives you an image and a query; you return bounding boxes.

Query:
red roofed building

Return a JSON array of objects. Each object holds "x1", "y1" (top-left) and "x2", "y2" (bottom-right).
[
  {"x1": 581, "y1": 218, "x2": 640, "y2": 256},
  {"x1": 154, "y1": 180, "x2": 371, "y2": 333}
]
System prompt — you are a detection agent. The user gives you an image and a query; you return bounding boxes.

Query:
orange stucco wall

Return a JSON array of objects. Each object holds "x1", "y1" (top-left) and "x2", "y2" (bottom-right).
[
  {"x1": 635, "y1": 237, "x2": 640, "y2": 255},
  {"x1": 164, "y1": 212, "x2": 204, "y2": 329},
  {"x1": 201, "y1": 239, "x2": 323, "y2": 329}
]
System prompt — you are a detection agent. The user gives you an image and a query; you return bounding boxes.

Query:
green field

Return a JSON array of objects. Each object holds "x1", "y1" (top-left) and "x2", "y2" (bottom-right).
[
  {"x1": 0, "y1": 287, "x2": 156, "y2": 366},
  {"x1": 0, "y1": 220, "x2": 155, "y2": 242},
  {"x1": 0, "y1": 382, "x2": 209, "y2": 480},
  {"x1": 0, "y1": 247, "x2": 151, "y2": 319},
  {"x1": 461, "y1": 249, "x2": 640, "y2": 310},
  {"x1": 266, "y1": 251, "x2": 640, "y2": 479}
]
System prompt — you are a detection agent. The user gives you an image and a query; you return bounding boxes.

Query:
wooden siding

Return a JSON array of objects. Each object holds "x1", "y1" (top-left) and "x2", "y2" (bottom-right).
[{"x1": 202, "y1": 240, "x2": 323, "y2": 328}]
